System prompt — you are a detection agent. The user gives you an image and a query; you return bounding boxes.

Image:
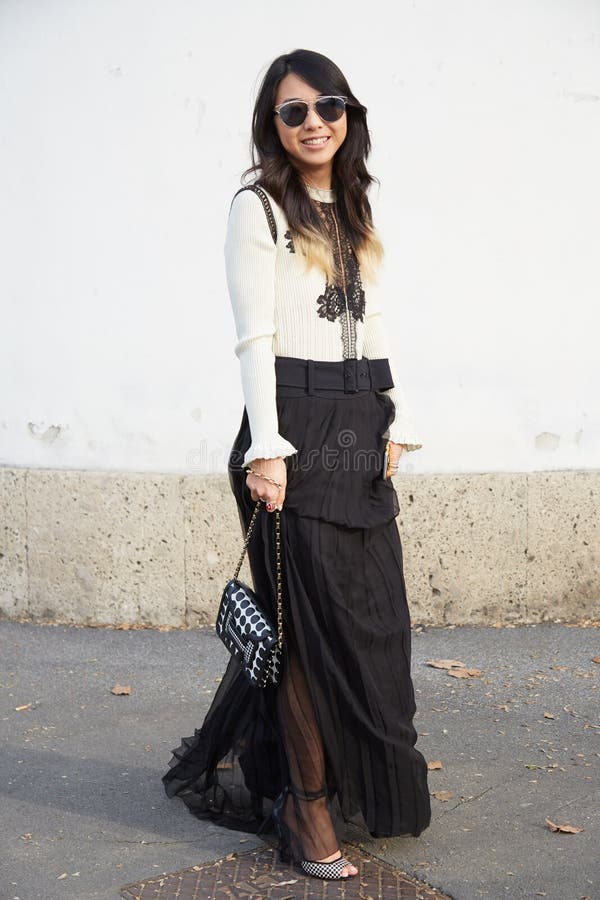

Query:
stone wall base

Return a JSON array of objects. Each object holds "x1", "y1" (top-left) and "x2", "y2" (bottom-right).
[{"x1": 1, "y1": 467, "x2": 598, "y2": 627}]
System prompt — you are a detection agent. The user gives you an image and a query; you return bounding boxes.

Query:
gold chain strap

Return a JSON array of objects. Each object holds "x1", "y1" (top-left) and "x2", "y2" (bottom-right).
[{"x1": 232, "y1": 499, "x2": 283, "y2": 650}]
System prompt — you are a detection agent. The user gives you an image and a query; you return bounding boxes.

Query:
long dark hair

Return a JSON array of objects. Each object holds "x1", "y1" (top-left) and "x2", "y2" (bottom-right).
[{"x1": 242, "y1": 48, "x2": 384, "y2": 283}]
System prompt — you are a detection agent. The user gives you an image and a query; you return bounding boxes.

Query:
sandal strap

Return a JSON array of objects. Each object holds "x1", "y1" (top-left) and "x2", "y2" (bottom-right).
[
  {"x1": 301, "y1": 855, "x2": 353, "y2": 879},
  {"x1": 289, "y1": 783, "x2": 327, "y2": 800}
]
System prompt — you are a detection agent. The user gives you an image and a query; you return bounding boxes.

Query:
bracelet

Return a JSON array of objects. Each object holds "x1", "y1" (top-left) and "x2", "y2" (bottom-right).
[{"x1": 245, "y1": 466, "x2": 283, "y2": 491}]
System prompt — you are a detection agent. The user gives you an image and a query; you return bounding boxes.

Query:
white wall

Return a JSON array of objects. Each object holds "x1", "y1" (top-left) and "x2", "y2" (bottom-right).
[{"x1": 1, "y1": 0, "x2": 598, "y2": 476}]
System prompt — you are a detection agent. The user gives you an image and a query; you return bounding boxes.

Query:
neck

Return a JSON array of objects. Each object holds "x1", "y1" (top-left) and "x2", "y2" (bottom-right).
[{"x1": 297, "y1": 162, "x2": 333, "y2": 192}]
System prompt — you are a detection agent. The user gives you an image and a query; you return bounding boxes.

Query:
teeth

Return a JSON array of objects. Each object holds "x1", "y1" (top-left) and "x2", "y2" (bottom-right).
[{"x1": 303, "y1": 137, "x2": 329, "y2": 145}]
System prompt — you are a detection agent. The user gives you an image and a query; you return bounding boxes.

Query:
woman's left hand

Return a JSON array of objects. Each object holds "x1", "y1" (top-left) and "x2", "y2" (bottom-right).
[{"x1": 386, "y1": 441, "x2": 404, "y2": 478}]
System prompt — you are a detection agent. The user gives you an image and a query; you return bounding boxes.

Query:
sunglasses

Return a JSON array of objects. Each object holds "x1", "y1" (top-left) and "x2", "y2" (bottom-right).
[{"x1": 274, "y1": 95, "x2": 348, "y2": 128}]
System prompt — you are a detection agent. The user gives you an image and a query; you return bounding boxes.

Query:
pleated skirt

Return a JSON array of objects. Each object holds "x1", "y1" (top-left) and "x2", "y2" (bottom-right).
[{"x1": 162, "y1": 357, "x2": 432, "y2": 840}]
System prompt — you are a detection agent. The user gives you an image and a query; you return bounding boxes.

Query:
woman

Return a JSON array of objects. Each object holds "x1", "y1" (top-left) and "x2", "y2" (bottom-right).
[{"x1": 163, "y1": 48, "x2": 431, "y2": 881}]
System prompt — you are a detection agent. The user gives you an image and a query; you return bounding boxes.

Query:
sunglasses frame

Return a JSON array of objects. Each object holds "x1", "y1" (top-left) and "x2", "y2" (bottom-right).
[{"x1": 274, "y1": 95, "x2": 349, "y2": 128}]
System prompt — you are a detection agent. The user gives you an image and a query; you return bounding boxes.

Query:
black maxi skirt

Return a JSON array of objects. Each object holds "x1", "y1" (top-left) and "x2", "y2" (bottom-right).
[{"x1": 162, "y1": 356, "x2": 432, "y2": 844}]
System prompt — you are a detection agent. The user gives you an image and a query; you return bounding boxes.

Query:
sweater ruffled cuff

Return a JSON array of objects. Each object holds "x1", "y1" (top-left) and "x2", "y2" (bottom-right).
[
  {"x1": 242, "y1": 436, "x2": 299, "y2": 468},
  {"x1": 387, "y1": 422, "x2": 423, "y2": 451}
]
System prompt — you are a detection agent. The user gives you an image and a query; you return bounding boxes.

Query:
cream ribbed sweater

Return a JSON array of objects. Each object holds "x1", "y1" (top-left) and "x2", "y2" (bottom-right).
[{"x1": 224, "y1": 183, "x2": 423, "y2": 468}]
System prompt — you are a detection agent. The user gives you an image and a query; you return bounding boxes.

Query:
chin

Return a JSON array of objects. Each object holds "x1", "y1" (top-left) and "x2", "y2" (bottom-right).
[{"x1": 297, "y1": 146, "x2": 338, "y2": 165}]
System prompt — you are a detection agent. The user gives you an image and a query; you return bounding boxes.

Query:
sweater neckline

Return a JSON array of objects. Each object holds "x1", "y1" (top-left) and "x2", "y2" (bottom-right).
[{"x1": 306, "y1": 184, "x2": 336, "y2": 204}]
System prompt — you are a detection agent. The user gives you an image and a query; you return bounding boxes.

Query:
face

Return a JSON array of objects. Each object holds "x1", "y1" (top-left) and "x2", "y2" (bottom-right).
[{"x1": 273, "y1": 72, "x2": 347, "y2": 182}]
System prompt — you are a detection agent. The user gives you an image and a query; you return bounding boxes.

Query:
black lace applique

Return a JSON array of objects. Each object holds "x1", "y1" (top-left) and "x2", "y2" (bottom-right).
[
  {"x1": 316, "y1": 283, "x2": 345, "y2": 322},
  {"x1": 313, "y1": 202, "x2": 365, "y2": 359},
  {"x1": 284, "y1": 229, "x2": 295, "y2": 253}
]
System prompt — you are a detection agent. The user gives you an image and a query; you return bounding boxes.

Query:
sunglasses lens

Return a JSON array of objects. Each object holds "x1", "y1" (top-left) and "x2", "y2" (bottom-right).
[
  {"x1": 279, "y1": 102, "x2": 308, "y2": 127},
  {"x1": 315, "y1": 97, "x2": 346, "y2": 122}
]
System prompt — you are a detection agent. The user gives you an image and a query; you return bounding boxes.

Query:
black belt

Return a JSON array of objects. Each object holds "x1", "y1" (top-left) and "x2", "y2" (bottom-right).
[{"x1": 275, "y1": 356, "x2": 395, "y2": 397}]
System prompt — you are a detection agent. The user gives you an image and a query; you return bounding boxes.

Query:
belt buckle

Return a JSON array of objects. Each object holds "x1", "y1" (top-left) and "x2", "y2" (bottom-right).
[{"x1": 343, "y1": 358, "x2": 359, "y2": 393}]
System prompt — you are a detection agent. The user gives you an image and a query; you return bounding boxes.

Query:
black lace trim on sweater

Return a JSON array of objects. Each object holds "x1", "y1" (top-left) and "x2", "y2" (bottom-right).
[
  {"x1": 314, "y1": 202, "x2": 365, "y2": 360},
  {"x1": 284, "y1": 229, "x2": 295, "y2": 253}
]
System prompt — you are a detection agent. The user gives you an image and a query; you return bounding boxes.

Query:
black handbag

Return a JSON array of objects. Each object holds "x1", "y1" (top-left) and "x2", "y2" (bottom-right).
[{"x1": 215, "y1": 500, "x2": 284, "y2": 688}]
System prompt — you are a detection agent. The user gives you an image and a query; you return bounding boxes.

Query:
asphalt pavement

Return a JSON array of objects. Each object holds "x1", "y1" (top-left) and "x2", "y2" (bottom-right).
[{"x1": 1, "y1": 620, "x2": 598, "y2": 900}]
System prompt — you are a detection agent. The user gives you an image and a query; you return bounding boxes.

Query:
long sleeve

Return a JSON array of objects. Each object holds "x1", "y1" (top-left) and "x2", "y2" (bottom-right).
[
  {"x1": 362, "y1": 279, "x2": 423, "y2": 451},
  {"x1": 224, "y1": 189, "x2": 299, "y2": 468}
]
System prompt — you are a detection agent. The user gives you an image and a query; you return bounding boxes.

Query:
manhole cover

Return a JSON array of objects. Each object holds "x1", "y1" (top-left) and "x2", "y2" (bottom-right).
[{"x1": 120, "y1": 841, "x2": 450, "y2": 899}]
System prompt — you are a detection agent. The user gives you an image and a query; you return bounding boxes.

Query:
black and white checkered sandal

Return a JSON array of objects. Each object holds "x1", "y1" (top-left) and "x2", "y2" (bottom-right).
[
  {"x1": 272, "y1": 783, "x2": 358, "y2": 880},
  {"x1": 301, "y1": 851, "x2": 357, "y2": 880}
]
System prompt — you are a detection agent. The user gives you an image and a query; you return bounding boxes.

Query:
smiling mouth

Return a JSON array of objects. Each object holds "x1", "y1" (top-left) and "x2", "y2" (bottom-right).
[{"x1": 301, "y1": 136, "x2": 330, "y2": 146}]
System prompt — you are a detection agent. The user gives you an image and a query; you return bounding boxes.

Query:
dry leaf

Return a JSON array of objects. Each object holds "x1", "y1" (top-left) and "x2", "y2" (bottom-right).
[
  {"x1": 545, "y1": 818, "x2": 584, "y2": 834},
  {"x1": 426, "y1": 659, "x2": 465, "y2": 670},
  {"x1": 447, "y1": 668, "x2": 482, "y2": 679},
  {"x1": 427, "y1": 760, "x2": 443, "y2": 770},
  {"x1": 110, "y1": 684, "x2": 131, "y2": 696},
  {"x1": 15, "y1": 703, "x2": 32, "y2": 712},
  {"x1": 544, "y1": 712, "x2": 556, "y2": 719},
  {"x1": 431, "y1": 790, "x2": 454, "y2": 801}
]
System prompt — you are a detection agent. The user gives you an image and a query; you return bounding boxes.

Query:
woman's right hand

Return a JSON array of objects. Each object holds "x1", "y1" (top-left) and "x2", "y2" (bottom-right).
[{"x1": 246, "y1": 457, "x2": 287, "y2": 512}]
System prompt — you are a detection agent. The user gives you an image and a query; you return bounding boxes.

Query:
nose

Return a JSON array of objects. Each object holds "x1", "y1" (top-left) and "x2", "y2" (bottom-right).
[{"x1": 303, "y1": 105, "x2": 323, "y2": 129}]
